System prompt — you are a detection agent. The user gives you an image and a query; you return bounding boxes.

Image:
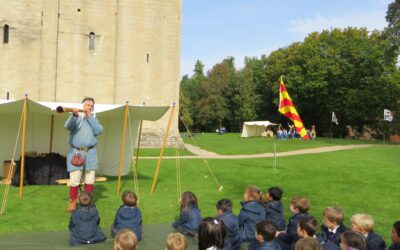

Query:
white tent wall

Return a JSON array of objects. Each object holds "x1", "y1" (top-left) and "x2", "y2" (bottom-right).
[
  {"x1": 0, "y1": 99, "x2": 169, "y2": 177},
  {"x1": 240, "y1": 121, "x2": 277, "y2": 137}
]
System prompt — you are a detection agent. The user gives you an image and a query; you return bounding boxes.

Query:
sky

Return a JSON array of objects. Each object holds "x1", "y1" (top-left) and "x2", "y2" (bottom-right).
[{"x1": 181, "y1": 0, "x2": 393, "y2": 77}]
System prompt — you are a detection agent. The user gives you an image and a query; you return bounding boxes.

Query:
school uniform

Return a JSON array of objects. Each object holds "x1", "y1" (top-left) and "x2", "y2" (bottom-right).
[
  {"x1": 366, "y1": 231, "x2": 386, "y2": 250},
  {"x1": 249, "y1": 240, "x2": 283, "y2": 250},
  {"x1": 238, "y1": 201, "x2": 266, "y2": 243},
  {"x1": 217, "y1": 211, "x2": 242, "y2": 250},
  {"x1": 69, "y1": 205, "x2": 106, "y2": 246},
  {"x1": 172, "y1": 205, "x2": 202, "y2": 235},
  {"x1": 388, "y1": 243, "x2": 400, "y2": 250},
  {"x1": 111, "y1": 205, "x2": 142, "y2": 239},
  {"x1": 265, "y1": 200, "x2": 286, "y2": 231},
  {"x1": 318, "y1": 224, "x2": 347, "y2": 246},
  {"x1": 277, "y1": 212, "x2": 310, "y2": 250}
]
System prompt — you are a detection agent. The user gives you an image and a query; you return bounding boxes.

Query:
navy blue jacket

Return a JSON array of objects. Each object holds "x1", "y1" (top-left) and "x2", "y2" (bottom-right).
[
  {"x1": 69, "y1": 205, "x2": 106, "y2": 246},
  {"x1": 249, "y1": 240, "x2": 283, "y2": 250},
  {"x1": 238, "y1": 201, "x2": 266, "y2": 243},
  {"x1": 366, "y1": 231, "x2": 386, "y2": 250},
  {"x1": 318, "y1": 224, "x2": 347, "y2": 247},
  {"x1": 265, "y1": 201, "x2": 286, "y2": 231},
  {"x1": 217, "y1": 211, "x2": 242, "y2": 250},
  {"x1": 172, "y1": 205, "x2": 202, "y2": 235},
  {"x1": 277, "y1": 212, "x2": 310, "y2": 250},
  {"x1": 388, "y1": 244, "x2": 400, "y2": 250},
  {"x1": 111, "y1": 205, "x2": 142, "y2": 239}
]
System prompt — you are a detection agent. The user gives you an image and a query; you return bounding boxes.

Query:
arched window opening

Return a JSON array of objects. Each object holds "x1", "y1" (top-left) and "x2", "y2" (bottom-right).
[
  {"x1": 3, "y1": 24, "x2": 9, "y2": 44},
  {"x1": 89, "y1": 32, "x2": 95, "y2": 50}
]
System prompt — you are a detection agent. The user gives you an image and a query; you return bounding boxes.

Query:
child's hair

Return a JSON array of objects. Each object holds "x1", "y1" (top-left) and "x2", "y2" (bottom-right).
[
  {"x1": 244, "y1": 186, "x2": 263, "y2": 202},
  {"x1": 298, "y1": 217, "x2": 318, "y2": 237},
  {"x1": 78, "y1": 191, "x2": 93, "y2": 207},
  {"x1": 267, "y1": 187, "x2": 283, "y2": 201},
  {"x1": 393, "y1": 221, "x2": 400, "y2": 237},
  {"x1": 351, "y1": 213, "x2": 374, "y2": 232},
  {"x1": 180, "y1": 191, "x2": 198, "y2": 213},
  {"x1": 323, "y1": 206, "x2": 344, "y2": 225},
  {"x1": 290, "y1": 196, "x2": 310, "y2": 213},
  {"x1": 198, "y1": 217, "x2": 226, "y2": 250},
  {"x1": 340, "y1": 231, "x2": 366, "y2": 250},
  {"x1": 166, "y1": 233, "x2": 188, "y2": 250},
  {"x1": 295, "y1": 238, "x2": 322, "y2": 250},
  {"x1": 256, "y1": 220, "x2": 277, "y2": 242},
  {"x1": 216, "y1": 198, "x2": 232, "y2": 213},
  {"x1": 114, "y1": 229, "x2": 138, "y2": 250},
  {"x1": 122, "y1": 190, "x2": 137, "y2": 206}
]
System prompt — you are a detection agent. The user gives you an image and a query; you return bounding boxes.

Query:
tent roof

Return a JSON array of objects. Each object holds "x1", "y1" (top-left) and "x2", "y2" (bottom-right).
[
  {"x1": 0, "y1": 99, "x2": 169, "y2": 120},
  {"x1": 243, "y1": 121, "x2": 276, "y2": 127}
]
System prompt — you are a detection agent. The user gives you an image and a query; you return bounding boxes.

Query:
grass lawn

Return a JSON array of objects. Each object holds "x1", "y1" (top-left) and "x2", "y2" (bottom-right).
[
  {"x1": 183, "y1": 133, "x2": 386, "y2": 155},
  {"x1": 0, "y1": 144, "x2": 398, "y2": 244}
]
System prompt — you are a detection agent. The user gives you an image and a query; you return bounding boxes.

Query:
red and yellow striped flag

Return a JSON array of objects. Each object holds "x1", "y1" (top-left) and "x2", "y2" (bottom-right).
[{"x1": 278, "y1": 79, "x2": 310, "y2": 140}]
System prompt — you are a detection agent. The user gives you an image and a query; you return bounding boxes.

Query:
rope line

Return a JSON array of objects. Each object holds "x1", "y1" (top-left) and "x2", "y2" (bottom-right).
[
  {"x1": 127, "y1": 109, "x2": 140, "y2": 204},
  {"x1": 1, "y1": 106, "x2": 24, "y2": 216},
  {"x1": 179, "y1": 114, "x2": 223, "y2": 192}
]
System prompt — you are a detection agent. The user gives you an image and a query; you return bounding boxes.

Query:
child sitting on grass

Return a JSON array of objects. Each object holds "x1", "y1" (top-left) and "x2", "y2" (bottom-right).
[
  {"x1": 389, "y1": 221, "x2": 400, "y2": 250},
  {"x1": 114, "y1": 229, "x2": 138, "y2": 250},
  {"x1": 172, "y1": 191, "x2": 202, "y2": 237},
  {"x1": 166, "y1": 233, "x2": 188, "y2": 250},
  {"x1": 216, "y1": 198, "x2": 242, "y2": 250},
  {"x1": 251, "y1": 220, "x2": 282, "y2": 250},
  {"x1": 297, "y1": 217, "x2": 338, "y2": 250},
  {"x1": 198, "y1": 217, "x2": 226, "y2": 250},
  {"x1": 339, "y1": 231, "x2": 366, "y2": 250},
  {"x1": 111, "y1": 190, "x2": 142, "y2": 239},
  {"x1": 69, "y1": 191, "x2": 106, "y2": 246},
  {"x1": 351, "y1": 213, "x2": 386, "y2": 250},
  {"x1": 238, "y1": 186, "x2": 266, "y2": 245},
  {"x1": 295, "y1": 238, "x2": 322, "y2": 250},
  {"x1": 318, "y1": 206, "x2": 347, "y2": 248},
  {"x1": 264, "y1": 187, "x2": 286, "y2": 231},
  {"x1": 277, "y1": 196, "x2": 310, "y2": 250}
]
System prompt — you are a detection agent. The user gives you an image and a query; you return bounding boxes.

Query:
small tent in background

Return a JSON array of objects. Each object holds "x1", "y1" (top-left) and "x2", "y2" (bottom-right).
[
  {"x1": 0, "y1": 99, "x2": 169, "y2": 177},
  {"x1": 240, "y1": 121, "x2": 277, "y2": 137}
]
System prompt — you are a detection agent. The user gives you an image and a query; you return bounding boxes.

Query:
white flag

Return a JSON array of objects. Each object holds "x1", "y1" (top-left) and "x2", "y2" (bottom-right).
[
  {"x1": 384, "y1": 109, "x2": 393, "y2": 122},
  {"x1": 332, "y1": 111, "x2": 338, "y2": 125}
]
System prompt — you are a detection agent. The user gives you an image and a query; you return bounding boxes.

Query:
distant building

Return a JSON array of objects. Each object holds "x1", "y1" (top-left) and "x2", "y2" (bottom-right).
[{"x1": 0, "y1": 0, "x2": 182, "y2": 146}]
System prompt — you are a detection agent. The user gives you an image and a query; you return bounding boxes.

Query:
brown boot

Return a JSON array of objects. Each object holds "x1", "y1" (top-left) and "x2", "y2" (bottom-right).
[{"x1": 67, "y1": 199, "x2": 77, "y2": 213}]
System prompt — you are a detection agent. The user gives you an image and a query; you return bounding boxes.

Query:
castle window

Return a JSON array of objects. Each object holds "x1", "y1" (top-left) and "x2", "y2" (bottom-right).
[
  {"x1": 89, "y1": 32, "x2": 95, "y2": 50},
  {"x1": 3, "y1": 24, "x2": 9, "y2": 44}
]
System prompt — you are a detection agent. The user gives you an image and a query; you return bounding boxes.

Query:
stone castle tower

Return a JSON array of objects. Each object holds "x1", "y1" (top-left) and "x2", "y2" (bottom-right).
[{"x1": 0, "y1": 0, "x2": 182, "y2": 146}]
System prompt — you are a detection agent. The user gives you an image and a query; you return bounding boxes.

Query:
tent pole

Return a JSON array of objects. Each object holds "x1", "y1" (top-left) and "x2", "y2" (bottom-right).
[
  {"x1": 117, "y1": 103, "x2": 129, "y2": 194},
  {"x1": 133, "y1": 120, "x2": 143, "y2": 203},
  {"x1": 19, "y1": 96, "x2": 28, "y2": 197},
  {"x1": 151, "y1": 103, "x2": 175, "y2": 193},
  {"x1": 49, "y1": 115, "x2": 54, "y2": 153}
]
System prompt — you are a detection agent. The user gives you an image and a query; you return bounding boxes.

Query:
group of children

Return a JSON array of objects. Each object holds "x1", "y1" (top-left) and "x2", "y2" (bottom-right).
[{"x1": 68, "y1": 186, "x2": 400, "y2": 250}]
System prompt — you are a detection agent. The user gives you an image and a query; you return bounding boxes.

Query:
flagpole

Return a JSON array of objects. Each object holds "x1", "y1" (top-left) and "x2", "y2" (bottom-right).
[
  {"x1": 383, "y1": 120, "x2": 385, "y2": 146},
  {"x1": 330, "y1": 119, "x2": 333, "y2": 144}
]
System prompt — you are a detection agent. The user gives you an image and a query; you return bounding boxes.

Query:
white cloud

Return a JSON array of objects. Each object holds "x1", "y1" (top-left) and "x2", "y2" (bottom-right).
[{"x1": 288, "y1": 11, "x2": 388, "y2": 36}]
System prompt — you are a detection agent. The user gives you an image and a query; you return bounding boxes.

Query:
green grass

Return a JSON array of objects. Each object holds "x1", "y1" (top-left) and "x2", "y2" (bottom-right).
[
  {"x1": 0, "y1": 145, "x2": 399, "y2": 243},
  {"x1": 135, "y1": 148, "x2": 193, "y2": 157},
  {"x1": 183, "y1": 133, "x2": 386, "y2": 155}
]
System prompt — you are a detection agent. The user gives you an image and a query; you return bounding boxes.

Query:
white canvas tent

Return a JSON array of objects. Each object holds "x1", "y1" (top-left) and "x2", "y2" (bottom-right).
[
  {"x1": 240, "y1": 121, "x2": 277, "y2": 137},
  {"x1": 0, "y1": 98, "x2": 169, "y2": 178}
]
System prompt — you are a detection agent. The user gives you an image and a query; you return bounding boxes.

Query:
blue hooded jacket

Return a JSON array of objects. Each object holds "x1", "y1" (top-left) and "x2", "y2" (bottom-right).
[
  {"x1": 172, "y1": 205, "x2": 202, "y2": 235},
  {"x1": 238, "y1": 201, "x2": 266, "y2": 243},
  {"x1": 265, "y1": 200, "x2": 286, "y2": 231},
  {"x1": 217, "y1": 211, "x2": 242, "y2": 250},
  {"x1": 249, "y1": 240, "x2": 283, "y2": 250},
  {"x1": 69, "y1": 205, "x2": 106, "y2": 246},
  {"x1": 112, "y1": 205, "x2": 142, "y2": 240},
  {"x1": 278, "y1": 212, "x2": 310, "y2": 249}
]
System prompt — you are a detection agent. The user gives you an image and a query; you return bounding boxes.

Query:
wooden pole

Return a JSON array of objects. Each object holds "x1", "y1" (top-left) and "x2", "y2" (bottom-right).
[
  {"x1": 117, "y1": 103, "x2": 129, "y2": 194},
  {"x1": 151, "y1": 104, "x2": 175, "y2": 193},
  {"x1": 133, "y1": 120, "x2": 143, "y2": 204},
  {"x1": 19, "y1": 96, "x2": 28, "y2": 197},
  {"x1": 49, "y1": 115, "x2": 54, "y2": 153}
]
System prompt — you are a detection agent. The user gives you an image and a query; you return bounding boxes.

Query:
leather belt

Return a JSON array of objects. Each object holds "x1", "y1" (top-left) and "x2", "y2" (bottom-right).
[{"x1": 71, "y1": 145, "x2": 94, "y2": 151}]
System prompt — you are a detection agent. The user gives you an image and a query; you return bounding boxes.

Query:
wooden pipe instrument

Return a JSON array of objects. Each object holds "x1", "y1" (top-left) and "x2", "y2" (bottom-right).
[{"x1": 56, "y1": 106, "x2": 84, "y2": 113}]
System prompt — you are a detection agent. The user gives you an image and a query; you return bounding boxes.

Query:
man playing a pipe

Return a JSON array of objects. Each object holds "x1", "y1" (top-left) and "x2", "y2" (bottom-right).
[{"x1": 65, "y1": 97, "x2": 103, "y2": 213}]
